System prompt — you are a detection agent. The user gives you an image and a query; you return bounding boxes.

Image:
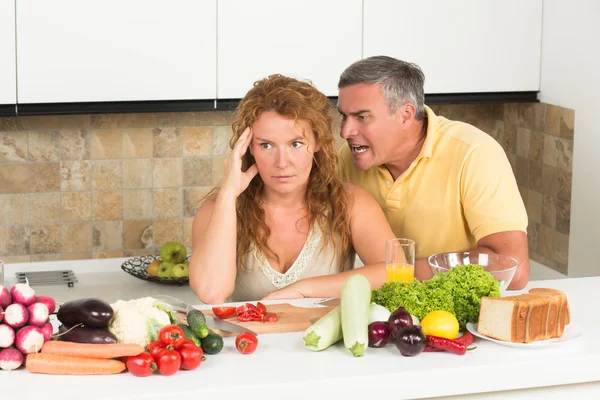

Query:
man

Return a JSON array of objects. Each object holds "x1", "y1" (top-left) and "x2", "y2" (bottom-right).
[{"x1": 337, "y1": 55, "x2": 529, "y2": 289}]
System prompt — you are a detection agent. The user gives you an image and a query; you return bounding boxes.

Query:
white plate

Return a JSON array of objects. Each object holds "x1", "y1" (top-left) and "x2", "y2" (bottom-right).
[{"x1": 466, "y1": 322, "x2": 584, "y2": 348}]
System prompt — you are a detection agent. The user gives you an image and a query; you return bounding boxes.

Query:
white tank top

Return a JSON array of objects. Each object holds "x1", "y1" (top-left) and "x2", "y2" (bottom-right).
[{"x1": 230, "y1": 223, "x2": 355, "y2": 302}]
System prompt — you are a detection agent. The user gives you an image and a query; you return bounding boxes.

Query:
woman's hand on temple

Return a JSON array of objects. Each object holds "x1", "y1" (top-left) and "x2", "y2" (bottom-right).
[{"x1": 221, "y1": 127, "x2": 259, "y2": 197}]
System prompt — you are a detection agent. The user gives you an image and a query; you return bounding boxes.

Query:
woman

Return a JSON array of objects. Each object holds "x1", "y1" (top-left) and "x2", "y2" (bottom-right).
[{"x1": 189, "y1": 74, "x2": 396, "y2": 304}]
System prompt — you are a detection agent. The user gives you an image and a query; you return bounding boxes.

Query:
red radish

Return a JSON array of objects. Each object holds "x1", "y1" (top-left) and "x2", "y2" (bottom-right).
[
  {"x1": 16, "y1": 325, "x2": 44, "y2": 354},
  {"x1": 4, "y1": 303, "x2": 29, "y2": 328},
  {"x1": 11, "y1": 281, "x2": 36, "y2": 307},
  {"x1": 36, "y1": 296, "x2": 56, "y2": 314},
  {"x1": 0, "y1": 305, "x2": 3, "y2": 323},
  {"x1": 0, "y1": 324, "x2": 15, "y2": 347},
  {"x1": 0, "y1": 286, "x2": 11, "y2": 308},
  {"x1": 27, "y1": 302, "x2": 49, "y2": 327},
  {"x1": 0, "y1": 348, "x2": 24, "y2": 371},
  {"x1": 40, "y1": 322, "x2": 53, "y2": 341}
]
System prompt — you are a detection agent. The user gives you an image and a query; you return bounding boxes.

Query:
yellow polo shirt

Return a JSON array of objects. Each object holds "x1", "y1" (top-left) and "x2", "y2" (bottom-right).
[{"x1": 339, "y1": 105, "x2": 527, "y2": 260}]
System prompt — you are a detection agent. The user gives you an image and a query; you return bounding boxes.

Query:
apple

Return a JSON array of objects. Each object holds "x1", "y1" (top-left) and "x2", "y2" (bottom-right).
[
  {"x1": 172, "y1": 262, "x2": 189, "y2": 279},
  {"x1": 157, "y1": 262, "x2": 174, "y2": 280},
  {"x1": 160, "y1": 242, "x2": 187, "y2": 264}
]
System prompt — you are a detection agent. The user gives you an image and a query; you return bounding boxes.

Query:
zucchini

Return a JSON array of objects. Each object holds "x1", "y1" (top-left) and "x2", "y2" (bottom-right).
[
  {"x1": 340, "y1": 274, "x2": 372, "y2": 357},
  {"x1": 303, "y1": 306, "x2": 343, "y2": 351}
]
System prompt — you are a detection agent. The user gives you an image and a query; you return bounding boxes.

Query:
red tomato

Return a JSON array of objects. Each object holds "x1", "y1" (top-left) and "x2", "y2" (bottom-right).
[
  {"x1": 264, "y1": 313, "x2": 277, "y2": 323},
  {"x1": 126, "y1": 352, "x2": 157, "y2": 377},
  {"x1": 212, "y1": 306, "x2": 237, "y2": 319},
  {"x1": 235, "y1": 332, "x2": 259, "y2": 354},
  {"x1": 146, "y1": 340, "x2": 164, "y2": 360},
  {"x1": 158, "y1": 325, "x2": 185, "y2": 348},
  {"x1": 180, "y1": 338, "x2": 198, "y2": 347},
  {"x1": 257, "y1": 302, "x2": 267, "y2": 315},
  {"x1": 178, "y1": 344, "x2": 204, "y2": 370},
  {"x1": 156, "y1": 345, "x2": 181, "y2": 376}
]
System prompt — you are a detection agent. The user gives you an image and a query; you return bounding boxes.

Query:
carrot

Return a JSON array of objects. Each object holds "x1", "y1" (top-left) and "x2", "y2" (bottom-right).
[
  {"x1": 41, "y1": 341, "x2": 144, "y2": 359},
  {"x1": 26, "y1": 353, "x2": 126, "y2": 375}
]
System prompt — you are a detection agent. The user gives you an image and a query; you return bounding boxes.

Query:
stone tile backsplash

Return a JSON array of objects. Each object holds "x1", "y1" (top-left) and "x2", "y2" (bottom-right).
[{"x1": 0, "y1": 103, "x2": 573, "y2": 275}]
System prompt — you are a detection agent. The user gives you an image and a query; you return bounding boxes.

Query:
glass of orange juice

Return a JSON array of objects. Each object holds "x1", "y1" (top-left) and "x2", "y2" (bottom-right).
[{"x1": 385, "y1": 238, "x2": 415, "y2": 283}]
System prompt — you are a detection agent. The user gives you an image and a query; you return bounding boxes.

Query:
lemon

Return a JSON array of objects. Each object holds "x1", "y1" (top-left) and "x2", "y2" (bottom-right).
[{"x1": 420, "y1": 310, "x2": 459, "y2": 339}]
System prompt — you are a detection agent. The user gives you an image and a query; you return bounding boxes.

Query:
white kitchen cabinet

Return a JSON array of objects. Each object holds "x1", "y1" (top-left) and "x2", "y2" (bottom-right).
[
  {"x1": 16, "y1": 0, "x2": 217, "y2": 103},
  {"x1": 217, "y1": 0, "x2": 362, "y2": 99},
  {"x1": 0, "y1": 0, "x2": 16, "y2": 105},
  {"x1": 363, "y1": 0, "x2": 543, "y2": 93}
]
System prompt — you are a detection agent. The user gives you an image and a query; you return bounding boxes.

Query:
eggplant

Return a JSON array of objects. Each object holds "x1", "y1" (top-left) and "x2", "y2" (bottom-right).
[
  {"x1": 58, "y1": 325, "x2": 118, "y2": 344},
  {"x1": 57, "y1": 298, "x2": 114, "y2": 328}
]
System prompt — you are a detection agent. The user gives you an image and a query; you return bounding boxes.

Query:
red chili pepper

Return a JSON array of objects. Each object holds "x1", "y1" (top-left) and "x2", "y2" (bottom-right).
[
  {"x1": 423, "y1": 345, "x2": 443, "y2": 352},
  {"x1": 426, "y1": 335, "x2": 467, "y2": 355},
  {"x1": 454, "y1": 331, "x2": 475, "y2": 347}
]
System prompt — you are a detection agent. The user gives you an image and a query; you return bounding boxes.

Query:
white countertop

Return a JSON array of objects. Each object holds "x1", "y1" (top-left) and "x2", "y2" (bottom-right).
[{"x1": 1, "y1": 258, "x2": 599, "y2": 399}]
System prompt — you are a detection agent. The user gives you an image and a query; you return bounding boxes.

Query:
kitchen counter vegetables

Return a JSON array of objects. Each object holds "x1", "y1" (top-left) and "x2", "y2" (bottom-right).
[
  {"x1": 0, "y1": 281, "x2": 56, "y2": 371},
  {"x1": 107, "y1": 297, "x2": 176, "y2": 347},
  {"x1": 371, "y1": 264, "x2": 500, "y2": 329}
]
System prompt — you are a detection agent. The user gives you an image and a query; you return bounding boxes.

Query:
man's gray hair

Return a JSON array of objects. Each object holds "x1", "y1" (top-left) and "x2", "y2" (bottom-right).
[{"x1": 338, "y1": 56, "x2": 426, "y2": 120}]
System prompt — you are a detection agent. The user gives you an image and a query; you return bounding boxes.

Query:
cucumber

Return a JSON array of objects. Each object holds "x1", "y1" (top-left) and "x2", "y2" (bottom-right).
[
  {"x1": 187, "y1": 309, "x2": 209, "y2": 339},
  {"x1": 340, "y1": 274, "x2": 372, "y2": 357},
  {"x1": 178, "y1": 323, "x2": 201, "y2": 347},
  {"x1": 201, "y1": 329, "x2": 224, "y2": 355},
  {"x1": 303, "y1": 306, "x2": 343, "y2": 351}
]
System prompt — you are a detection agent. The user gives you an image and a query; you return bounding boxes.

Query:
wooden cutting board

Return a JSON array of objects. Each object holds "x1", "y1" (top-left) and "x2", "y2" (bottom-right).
[{"x1": 196, "y1": 304, "x2": 336, "y2": 337}]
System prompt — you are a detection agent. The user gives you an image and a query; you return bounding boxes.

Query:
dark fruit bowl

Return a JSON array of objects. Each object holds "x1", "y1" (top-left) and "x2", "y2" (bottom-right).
[{"x1": 120, "y1": 255, "x2": 191, "y2": 286}]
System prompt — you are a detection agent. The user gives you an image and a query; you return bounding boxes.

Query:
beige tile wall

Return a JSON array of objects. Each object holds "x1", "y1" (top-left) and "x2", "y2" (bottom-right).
[
  {"x1": 0, "y1": 112, "x2": 237, "y2": 262},
  {"x1": 0, "y1": 103, "x2": 573, "y2": 274}
]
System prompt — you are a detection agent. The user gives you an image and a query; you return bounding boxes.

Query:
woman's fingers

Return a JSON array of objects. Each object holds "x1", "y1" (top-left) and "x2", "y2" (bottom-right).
[{"x1": 233, "y1": 127, "x2": 252, "y2": 157}]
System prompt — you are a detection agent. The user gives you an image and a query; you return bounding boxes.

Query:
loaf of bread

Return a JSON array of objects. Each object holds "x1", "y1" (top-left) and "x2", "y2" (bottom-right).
[{"x1": 477, "y1": 288, "x2": 570, "y2": 343}]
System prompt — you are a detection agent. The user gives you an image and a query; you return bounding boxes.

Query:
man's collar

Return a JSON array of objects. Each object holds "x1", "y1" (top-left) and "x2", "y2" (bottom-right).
[{"x1": 418, "y1": 105, "x2": 440, "y2": 159}]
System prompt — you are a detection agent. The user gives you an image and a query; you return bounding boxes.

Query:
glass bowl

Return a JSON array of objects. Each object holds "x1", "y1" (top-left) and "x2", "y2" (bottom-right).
[{"x1": 428, "y1": 251, "x2": 518, "y2": 292}]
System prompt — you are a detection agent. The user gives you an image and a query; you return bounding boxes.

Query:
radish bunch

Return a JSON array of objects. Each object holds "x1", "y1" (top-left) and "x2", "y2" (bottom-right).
[{"x1": 0, "y1": 282, "x2": 56, "y2": 371}]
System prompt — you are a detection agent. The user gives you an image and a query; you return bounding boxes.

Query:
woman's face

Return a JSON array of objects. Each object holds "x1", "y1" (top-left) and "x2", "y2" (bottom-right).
[{"x1": 250, "y1": 111, "x2": 318, "y2": 196}]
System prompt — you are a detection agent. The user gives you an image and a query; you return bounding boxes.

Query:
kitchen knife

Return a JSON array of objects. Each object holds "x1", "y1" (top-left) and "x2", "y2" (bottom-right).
[{"x1": 154, "y1": 294, "x2": 257, "y2": 336}]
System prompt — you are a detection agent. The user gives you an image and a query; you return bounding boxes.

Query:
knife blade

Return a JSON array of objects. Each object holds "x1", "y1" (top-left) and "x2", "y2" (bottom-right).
[{"x1": 154, "y1": 295, "x2": 257, "y2": 336}]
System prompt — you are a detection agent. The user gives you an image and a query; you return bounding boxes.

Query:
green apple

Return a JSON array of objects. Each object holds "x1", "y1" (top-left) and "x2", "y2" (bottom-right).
[
  {"x1": 160, "y1": 241, "x2": 187, "y2": 264},
  {"x1": 157, "y1": 261, "x2": 174, "y2": 279},
  {"x1": 172, "y1": 262, "x2": 189, "y2": 278}
]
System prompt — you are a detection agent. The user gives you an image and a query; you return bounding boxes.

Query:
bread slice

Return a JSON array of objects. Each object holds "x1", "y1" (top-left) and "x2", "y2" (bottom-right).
[
  {"x1": 477, "y1": 288, "x2": 570, "y2": 343},
  {"x1": 529, "y1": 288, "x2": 571, "y2": 334},
  {"x1": 477, "y1": 297, "x2": 518, "y2": 341}
]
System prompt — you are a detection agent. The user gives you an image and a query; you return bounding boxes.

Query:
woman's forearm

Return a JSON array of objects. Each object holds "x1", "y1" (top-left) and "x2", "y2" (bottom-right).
[
  {"x1": 190, "y1": 191, "x2": 238, "y2": 304},
  {"x1": 297, "y1": 263, "x2": 386, "y2": 299}
]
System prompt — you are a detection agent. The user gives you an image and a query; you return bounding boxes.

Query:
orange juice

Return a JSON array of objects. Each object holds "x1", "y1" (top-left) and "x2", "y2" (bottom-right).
[{"x1": 386, "y1": 263, "x2": 414, "y2": 283}]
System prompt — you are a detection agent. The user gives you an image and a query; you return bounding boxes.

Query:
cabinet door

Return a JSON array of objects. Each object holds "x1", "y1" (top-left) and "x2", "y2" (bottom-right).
[
  {"x1": 363, "y1": 0, "x2": 542, "y2": 93},
  {"x1": 16, "y1": 0, "x2": 216, "y2": 103},
  {"x1": 0, "y1": 0, "x2": 16, "y2": 105},
  {"x1": 217, "y1": 0, "x2": 362, "y2": 99}
]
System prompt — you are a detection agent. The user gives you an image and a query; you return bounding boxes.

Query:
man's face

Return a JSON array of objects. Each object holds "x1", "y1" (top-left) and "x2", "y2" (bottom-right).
[{"x1": 337, "y1": 83, "x2": 402, "y2": 171}]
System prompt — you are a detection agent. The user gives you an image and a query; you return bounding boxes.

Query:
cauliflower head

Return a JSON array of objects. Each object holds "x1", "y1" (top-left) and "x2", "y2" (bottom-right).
[{"x1": 108, "y1": 297, "x2": 176, "y2": 346}]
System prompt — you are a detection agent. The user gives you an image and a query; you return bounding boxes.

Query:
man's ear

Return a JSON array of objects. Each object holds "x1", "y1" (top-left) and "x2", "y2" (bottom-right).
[{"x1": 396, "y1": 102, "x2": 416, "y2": 125}]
